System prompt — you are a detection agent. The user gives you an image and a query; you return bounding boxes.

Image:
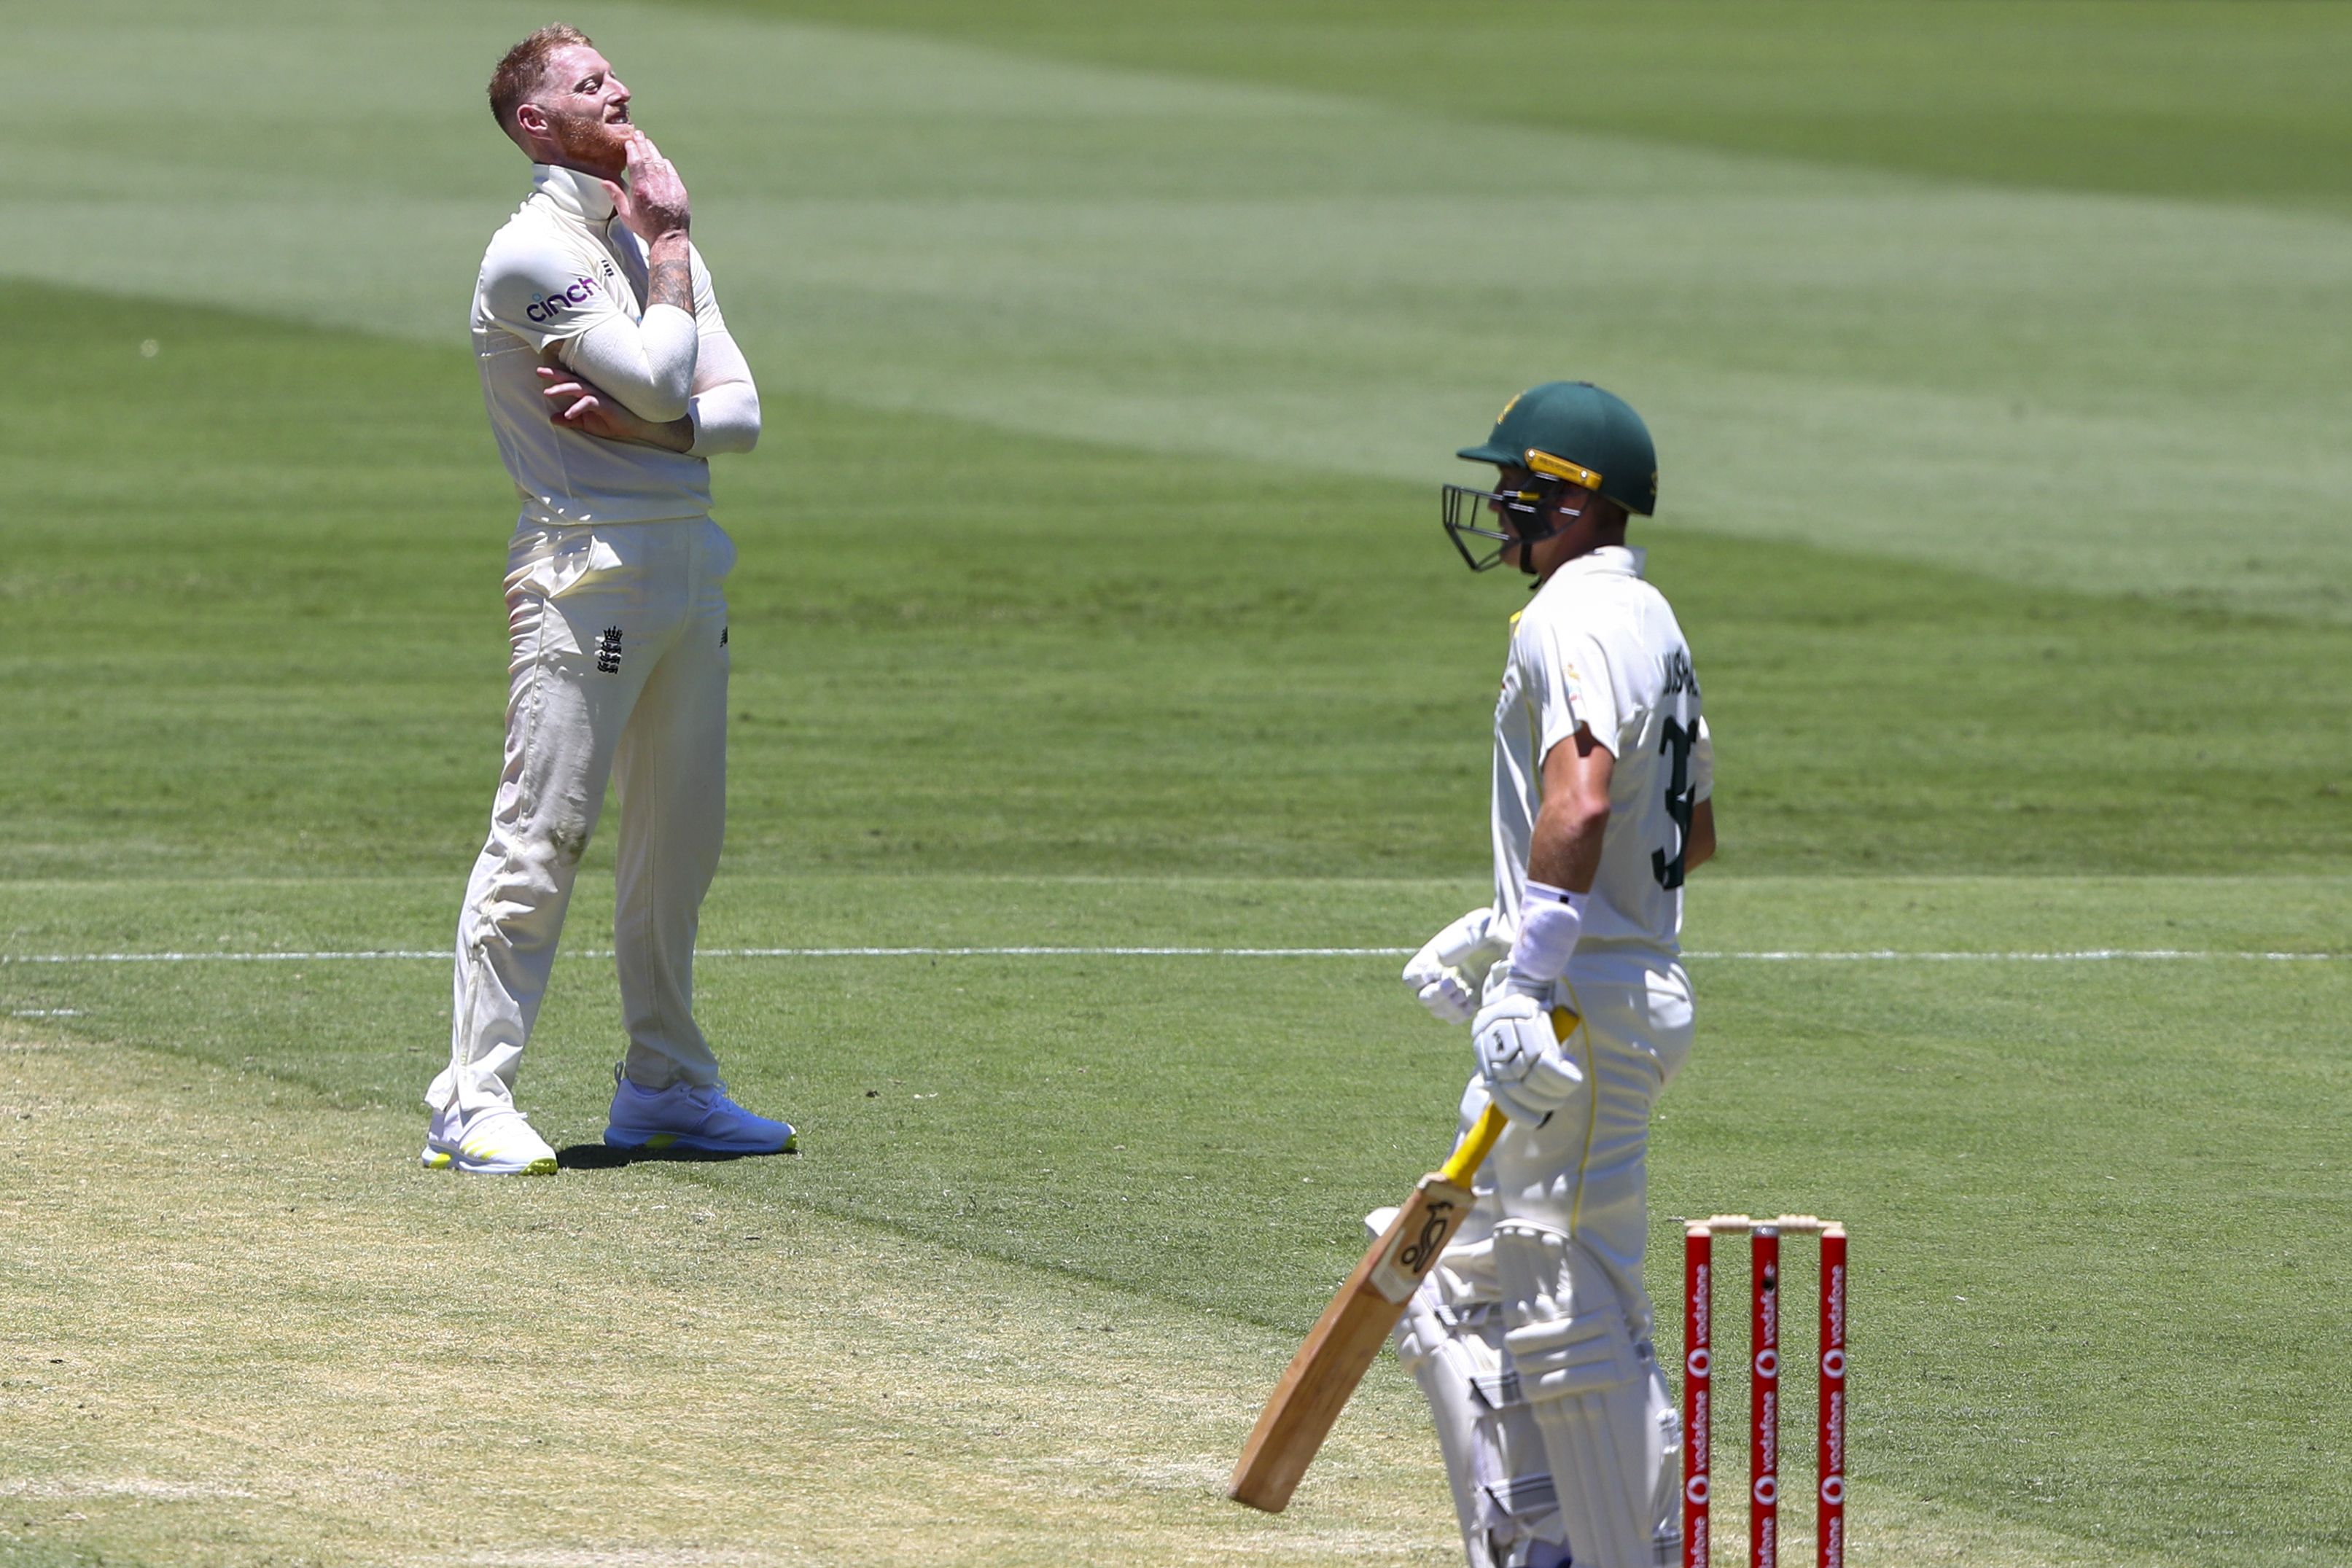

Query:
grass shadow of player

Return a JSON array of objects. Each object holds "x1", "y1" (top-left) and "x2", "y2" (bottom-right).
[{"x1": 555, "y1": 1142, "x2": 793, "y2": 1169}]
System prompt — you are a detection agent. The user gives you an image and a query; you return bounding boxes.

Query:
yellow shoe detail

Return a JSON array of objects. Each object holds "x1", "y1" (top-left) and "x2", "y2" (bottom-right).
[
  {"x1": 645, "y1": 1134, "x2": 677, "y2": 1150},
  {"x1": 423, "y1": 1150, "x2": 453, "y2": 1170},
  {"x1": 456, "y1": 1138, "x2": 558, "y2": 1174}
]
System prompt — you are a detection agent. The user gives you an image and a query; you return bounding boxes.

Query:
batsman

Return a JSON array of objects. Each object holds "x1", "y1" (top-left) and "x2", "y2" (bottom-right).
[{"x1": 1398, "y1": 383, "x2": 1714, "y2": 1568}]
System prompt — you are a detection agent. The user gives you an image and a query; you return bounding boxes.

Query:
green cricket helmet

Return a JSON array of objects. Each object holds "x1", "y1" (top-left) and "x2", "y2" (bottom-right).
[{"x1": 1441, "y1": 381, "x2": 1658, "y2": 574}]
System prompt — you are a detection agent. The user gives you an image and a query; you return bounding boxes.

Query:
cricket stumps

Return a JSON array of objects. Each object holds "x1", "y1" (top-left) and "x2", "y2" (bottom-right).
[{"x1": 1682, "y1": 1214, "x2": 1847, "y2": 1568}]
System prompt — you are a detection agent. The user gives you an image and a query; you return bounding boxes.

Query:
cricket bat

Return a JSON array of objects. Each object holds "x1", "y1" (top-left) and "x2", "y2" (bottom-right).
[{"x1": 1226, "y1": 1008, "x2": 1573, "y2": 1513}]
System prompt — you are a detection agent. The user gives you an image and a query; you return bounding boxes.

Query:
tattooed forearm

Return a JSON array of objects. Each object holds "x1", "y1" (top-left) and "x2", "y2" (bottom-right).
[{"x1": 648, "y1": 249, "x2": 693, "y2": 315}]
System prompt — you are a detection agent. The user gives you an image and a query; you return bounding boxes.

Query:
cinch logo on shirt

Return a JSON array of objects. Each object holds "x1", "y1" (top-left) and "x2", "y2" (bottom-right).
[{"x1": 526, "y1": 276, "x2": 601, "y2": 324}]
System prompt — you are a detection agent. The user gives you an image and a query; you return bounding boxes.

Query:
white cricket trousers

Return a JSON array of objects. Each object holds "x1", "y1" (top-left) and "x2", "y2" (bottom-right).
[
  {"x1": 1490, "y1": 948, "x2": 1695, "y2": 1317},
  {"x1": 432, "y1": 517, "x2": 734, "y2": 1118}
]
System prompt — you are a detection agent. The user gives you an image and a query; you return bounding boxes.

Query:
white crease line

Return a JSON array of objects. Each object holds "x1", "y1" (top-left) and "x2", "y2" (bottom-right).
[
  {"x1": 0, "y1": 951, "x2": 448, "y2": 964},
  {"x1": 704, "y1": 945, "x2": 1419, "y2": 957},
  {"x1": 0, "y1": 948, "x2": 2343, "y2": 964},
  {"x1": 1683, "y1": 949, "x2": 2349, "y2": 962},
  {"x1": 0, "y1": 947, "x2": 1415, "y2": 964}
]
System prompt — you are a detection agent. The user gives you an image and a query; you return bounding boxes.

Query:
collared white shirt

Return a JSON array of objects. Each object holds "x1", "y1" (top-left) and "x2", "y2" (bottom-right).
[
  {"x1": 470, "y1": 165, "x2": 731, "y2": 526},
  {"x1": 1491, "y1": 546, "x2": 1713, "y2": 962}
]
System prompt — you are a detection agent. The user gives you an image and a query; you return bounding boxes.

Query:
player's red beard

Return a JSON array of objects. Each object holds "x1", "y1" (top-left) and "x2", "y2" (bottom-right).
[{"x1": 543, "y1": 108, "x2": 631, "y2": 181}]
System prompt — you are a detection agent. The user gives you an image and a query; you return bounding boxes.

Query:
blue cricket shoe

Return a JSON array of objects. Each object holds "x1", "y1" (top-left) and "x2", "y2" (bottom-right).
[{"x1": 604, "y1": 1072, "x2": 797, "y2": 1155}]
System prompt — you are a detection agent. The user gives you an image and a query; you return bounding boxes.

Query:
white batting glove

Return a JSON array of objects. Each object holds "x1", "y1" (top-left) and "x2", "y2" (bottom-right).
[
  {"x1": 1401, "y1": 907, "x2": 1506, "y2": 1026},
  {"x1": 1473, "y1": 984, "x2": 1584, "y2": 1128}
]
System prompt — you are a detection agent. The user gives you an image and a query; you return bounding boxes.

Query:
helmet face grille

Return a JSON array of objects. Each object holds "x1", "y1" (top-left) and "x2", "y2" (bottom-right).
[{"x1": 1441, "y1": 479, "x2": 1574, "y2": 574}]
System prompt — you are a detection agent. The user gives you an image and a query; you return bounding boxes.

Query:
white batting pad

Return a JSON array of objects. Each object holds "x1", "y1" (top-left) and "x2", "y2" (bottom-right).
[
  {"x1": 1493, "y1": 1220, "x2": 1681, "y2": 1568},
  {"x1": 1493, "y1": 1222, "x2": 1642, "y2": 1398},
  {"x1": 1395, "y1": 1283, "x2": 1567, "y2": 1568}
]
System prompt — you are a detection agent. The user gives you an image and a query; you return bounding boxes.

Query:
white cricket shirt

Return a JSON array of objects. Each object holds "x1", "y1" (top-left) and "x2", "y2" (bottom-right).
[
  {"x1": 1490, "y1": 546, "x2": 1713, "y2": 962},
  {"x1": 471, "y1": 164, "x2": 730, "y2": 526}
]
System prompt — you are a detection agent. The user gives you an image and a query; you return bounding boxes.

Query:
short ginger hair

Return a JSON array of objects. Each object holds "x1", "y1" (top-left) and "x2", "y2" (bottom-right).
[{"x1": 488, "y1": 24, "x2": 594, "y2": 136}]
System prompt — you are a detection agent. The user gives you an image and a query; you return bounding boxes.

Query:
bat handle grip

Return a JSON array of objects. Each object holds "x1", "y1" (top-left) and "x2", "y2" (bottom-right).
[
  {"x1": 1440, "y1": 1104, "x2": 1507, "y2": 1185},
  {"x1": 1438, "y1": 1007, "x2": 1577, "y2": 1185}
]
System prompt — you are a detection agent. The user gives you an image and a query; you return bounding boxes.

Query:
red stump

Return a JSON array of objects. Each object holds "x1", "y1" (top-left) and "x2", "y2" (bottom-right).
[
  {"x1": 1817, "y1": 1227, "x2": 1847, "y2": 1568},
  {"x1": 1751, "y1": 1225, "x2": 1780, "y2": 1568},
  {"x1": 1682, "y1": 1225, "x2": 1713, "y2": 1568}
]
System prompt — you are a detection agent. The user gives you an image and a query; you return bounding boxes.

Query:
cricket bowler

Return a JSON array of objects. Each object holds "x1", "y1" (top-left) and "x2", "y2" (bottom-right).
[
  {"x1": 1395, "y1": 382, "x2": 1715, "y2": 1567},
  {"x1": 421, "y1": 25, "x2": 793, "y2": 1174}
]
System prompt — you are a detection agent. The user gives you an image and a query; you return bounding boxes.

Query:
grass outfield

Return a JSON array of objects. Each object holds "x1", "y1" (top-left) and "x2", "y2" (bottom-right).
[
  {"x1": 9, "y1": 284, "x2": 2348, "y2": 883},
  {"x1": 4, "y1": 1, "x2": 2352, "y2": 1564},
  {"x1": 15, "y1": 1, "x2": 2352, "y2": 617},
  {"x1": 731, "y1": 0, "x2": 2352, "y2": 215}
]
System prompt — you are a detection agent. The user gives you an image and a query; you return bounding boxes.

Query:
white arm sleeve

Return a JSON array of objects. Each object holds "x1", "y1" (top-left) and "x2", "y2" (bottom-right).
[
  {"x1": 686, "y1": 327, "x2": 760, "y2": 456},
  {"x1": 558, "y1": 303, "x2": 699, "y2": 424}
]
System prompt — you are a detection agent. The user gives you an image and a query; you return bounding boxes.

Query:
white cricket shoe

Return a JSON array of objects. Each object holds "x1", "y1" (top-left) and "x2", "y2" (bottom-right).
[
  {"x1": 421, "y1": 1104, "x2": 559, "y2": 1175},
  {"x1": 604, "y1": 1074, "x2": 796, "y2": 1155}
]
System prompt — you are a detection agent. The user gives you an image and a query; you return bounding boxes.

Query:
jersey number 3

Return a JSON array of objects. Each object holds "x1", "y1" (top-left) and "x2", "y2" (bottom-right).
[{"x1": 1651, "y1": 717, "x2": 1697, "y2": 890}]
